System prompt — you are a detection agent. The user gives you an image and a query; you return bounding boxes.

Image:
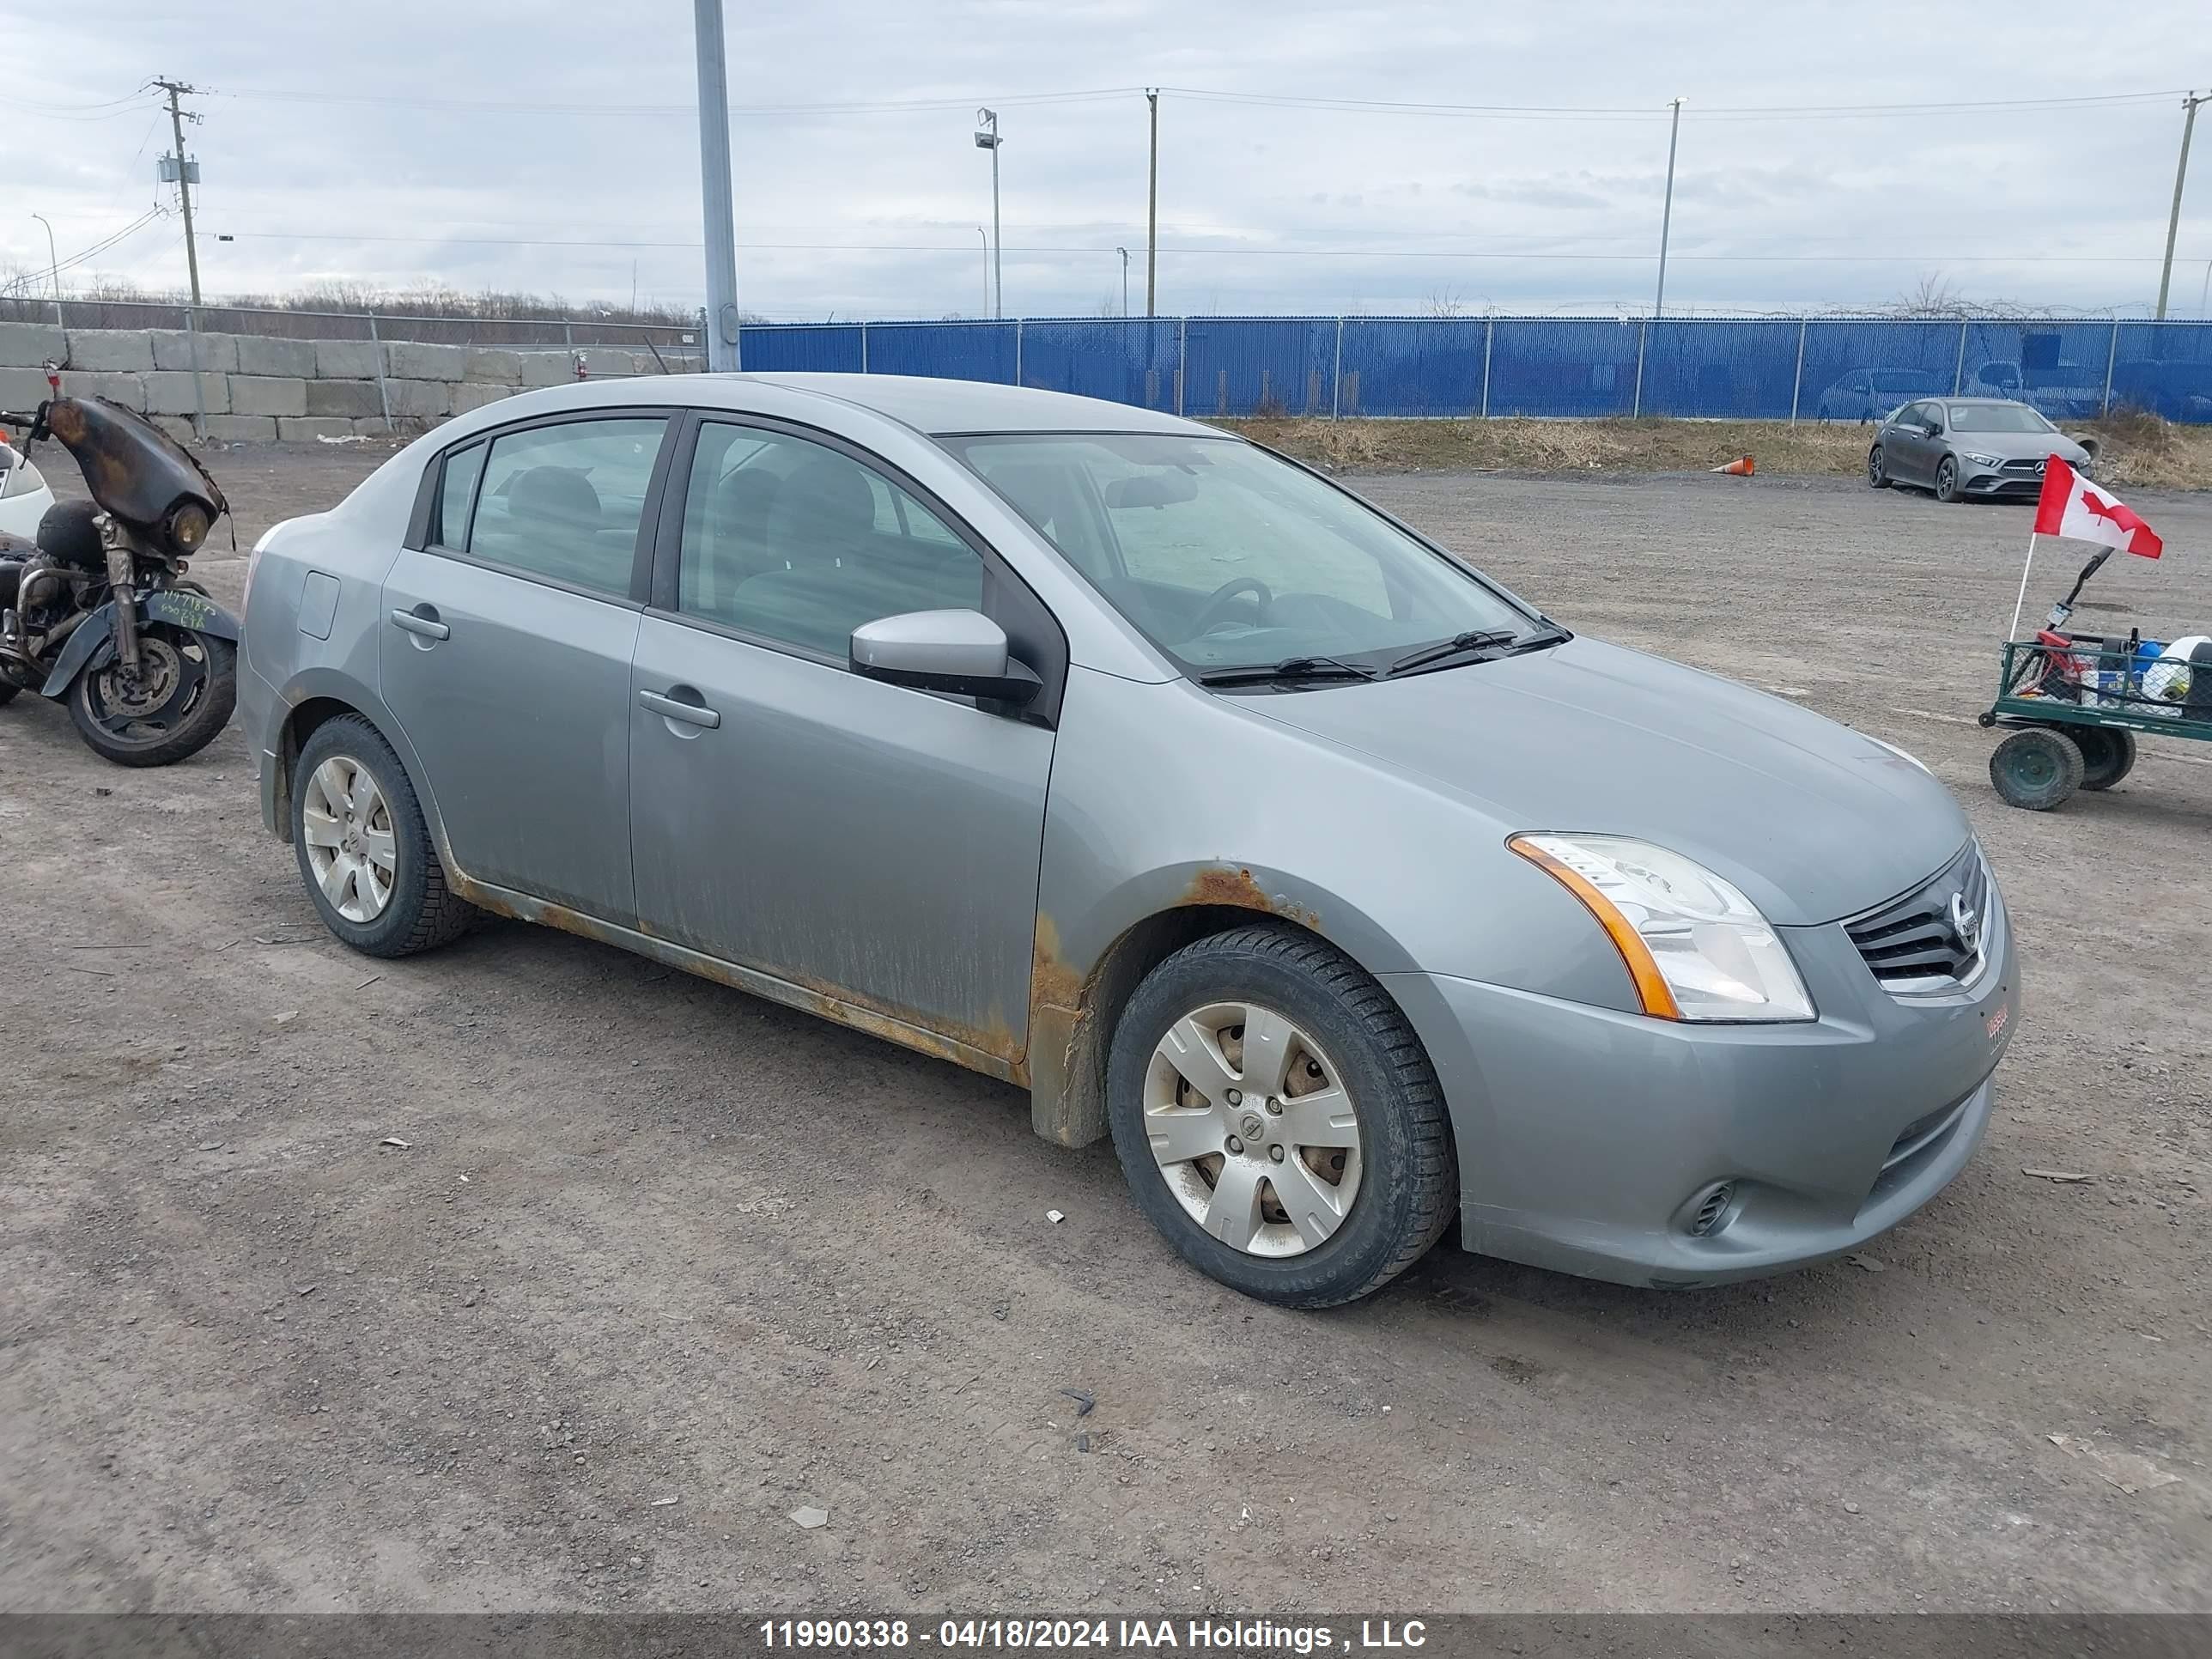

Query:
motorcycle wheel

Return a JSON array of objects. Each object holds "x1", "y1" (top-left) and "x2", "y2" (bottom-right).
[{"x1": 69, "y1": 623, "x2": 236, "y2": 767}]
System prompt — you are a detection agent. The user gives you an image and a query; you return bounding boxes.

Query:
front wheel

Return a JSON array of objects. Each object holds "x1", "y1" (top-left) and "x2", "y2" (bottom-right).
[
  {"x1": 1934, "y1": 456, "x2": 1963, "y2": 503},
  {"x1": 1106, "y1": 925, "x2": 1455, "y2": 1308},
  {"x1": 68, "y1": 624, "x2": 235, "y2": 767},
  {"x1": 1990, "y1": 726, "x2": 2083, "y2": 810}
]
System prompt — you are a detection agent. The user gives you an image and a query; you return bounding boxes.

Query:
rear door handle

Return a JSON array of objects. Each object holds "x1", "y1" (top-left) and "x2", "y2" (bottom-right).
[
  {"x1": 390, "y1": 608, "x2": 450, "y2": 641},
  {"x1": 640, "y1": 689, "x2": 720, "y2": 729}
]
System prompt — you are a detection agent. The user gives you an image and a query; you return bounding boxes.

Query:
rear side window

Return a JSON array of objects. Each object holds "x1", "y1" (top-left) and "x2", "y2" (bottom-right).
[
  {"x1": 430, "y1": 442, "x2": 485, "y2": 549},
  {"x1": 464, "y1": 418, "x2": 669, "y2": 596}
]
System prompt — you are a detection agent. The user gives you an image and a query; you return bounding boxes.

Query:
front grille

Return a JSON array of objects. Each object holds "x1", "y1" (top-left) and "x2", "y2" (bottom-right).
[
  {"x1": 1999, "y1": 458, "x2": 2045, "y2": 476},
  {"x1": 1844, "y1": 842, "x2": 1991, "y2": 994}
]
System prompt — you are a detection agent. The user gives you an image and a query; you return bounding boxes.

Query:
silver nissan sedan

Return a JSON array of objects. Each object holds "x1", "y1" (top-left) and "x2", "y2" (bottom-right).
[{"x1": 240, "y1": 374, "x2": 2015, "y2": 1306}]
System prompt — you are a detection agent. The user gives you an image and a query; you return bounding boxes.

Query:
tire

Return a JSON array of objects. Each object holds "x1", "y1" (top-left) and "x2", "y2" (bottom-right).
[
  {"x1": 2071, "y1": 726, "x2": 2137, "y2": 791},
  {"x1": 1990, "y1": 726, "x2": 2084, "y2": 810},
  {"x1": 292, "y1": 714, "x2": 479, "y2": 957},
  {"x1": 1105, "y1": 925, "x2": 1455, "y2": 1308},
  {"x1": 1934, "y1": 456, "x2": 1963, "y2": 503},
  {"x1": 0, "y1": 683, "x2": 18, "y2": 708},
  {"x1": 1867, "y1": 446, "x2": 1890, "y2": 489},
  {"x1": 67, "y1": 625, "x2": 236, "y2": 767}
]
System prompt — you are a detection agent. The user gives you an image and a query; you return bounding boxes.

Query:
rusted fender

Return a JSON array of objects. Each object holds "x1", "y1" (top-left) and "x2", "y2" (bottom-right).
[{"x1": 40, "y1": 397, "x2": 228, "y2": 533}]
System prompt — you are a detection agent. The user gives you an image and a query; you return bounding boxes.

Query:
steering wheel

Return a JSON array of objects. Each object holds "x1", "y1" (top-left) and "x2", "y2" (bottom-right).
[{"x1": 1182, "y1": 576, "x2": 1273, "y2": 640}]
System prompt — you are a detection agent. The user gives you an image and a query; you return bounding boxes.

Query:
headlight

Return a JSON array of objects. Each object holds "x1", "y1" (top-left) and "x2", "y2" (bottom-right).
[
  {"x1": 1509, "y1": 834, "x2": 1815, "y2": 1023},
  {"x1": 1961, "y1": 452, "x2": 2004, "y2": 469},
  {"x1": 167, "y1": 500, "x2": 211, "y2": 553}
]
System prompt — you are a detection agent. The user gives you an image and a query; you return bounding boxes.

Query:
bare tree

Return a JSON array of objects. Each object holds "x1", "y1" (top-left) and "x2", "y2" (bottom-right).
[{"x1": 1421, "y1": 287, "x2": 1470, "y2": 319}]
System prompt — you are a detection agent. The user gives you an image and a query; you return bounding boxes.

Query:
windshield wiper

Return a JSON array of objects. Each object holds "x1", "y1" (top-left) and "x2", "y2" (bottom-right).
[
  {"x1": 1384, "y1": 629, "x2": 1520, "y2": 678},
  {"x1": 1197, "y1": 655, "x2": 1378, "y2": 689}
]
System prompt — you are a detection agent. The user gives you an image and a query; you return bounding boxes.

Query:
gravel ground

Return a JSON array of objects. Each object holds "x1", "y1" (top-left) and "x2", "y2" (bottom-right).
[{"x1": 2, "y1": 446, "x2": 2207, "y2": 1614}]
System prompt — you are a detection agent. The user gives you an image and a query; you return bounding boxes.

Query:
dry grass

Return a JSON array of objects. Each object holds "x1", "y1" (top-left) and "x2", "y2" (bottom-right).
[{"x1": 1222, "y1": 413, "x2": 2212, "y2": 490}]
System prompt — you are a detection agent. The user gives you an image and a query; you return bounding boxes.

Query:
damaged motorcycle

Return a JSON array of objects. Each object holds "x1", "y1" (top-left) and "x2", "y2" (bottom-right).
[{"x1": 0, "y1": 397, "x2": 240, "y2": 766}]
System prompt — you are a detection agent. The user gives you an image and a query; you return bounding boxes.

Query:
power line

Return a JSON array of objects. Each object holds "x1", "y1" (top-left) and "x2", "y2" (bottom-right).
[{"x1": 204, "y1": 84, "x2": 1139, "y2": 117}]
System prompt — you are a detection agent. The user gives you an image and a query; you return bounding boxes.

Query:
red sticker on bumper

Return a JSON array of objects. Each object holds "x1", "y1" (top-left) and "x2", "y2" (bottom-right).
[{"x1": 1985, "y1": 1002, "x2": 2011, "y2": 1041}]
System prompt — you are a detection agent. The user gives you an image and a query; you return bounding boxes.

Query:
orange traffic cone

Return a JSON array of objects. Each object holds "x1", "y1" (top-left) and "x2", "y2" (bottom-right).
[{"x1": 1712, "y1": 455, "x2": 1755, "y2": 477}]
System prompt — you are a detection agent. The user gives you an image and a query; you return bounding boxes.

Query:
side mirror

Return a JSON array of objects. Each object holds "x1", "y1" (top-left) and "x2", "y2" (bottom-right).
[{"x1": 850, "y1": 609, "x2": 1042, "y2": 704}]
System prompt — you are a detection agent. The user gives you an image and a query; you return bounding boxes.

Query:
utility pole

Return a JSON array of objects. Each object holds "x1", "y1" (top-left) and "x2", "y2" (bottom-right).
[
  {"x1": 1652, "y1": 96, "x2": 1682, "y2": 319},
  {"x1": 2154, "y1": 90, "x2": 2204, "y2": 321},
  {"x1": 154, "y1": 78, "x2": 203, "y2": 305},
  {"x1": 975, "y1": 109, "x2": 1003, "y2": 319},
  {"x1": 1145, "y1": 88, "x2": 1159, "y2": 317},
  {"x1": 692, "y1": 0, "x2": 743, "y2": 370}
]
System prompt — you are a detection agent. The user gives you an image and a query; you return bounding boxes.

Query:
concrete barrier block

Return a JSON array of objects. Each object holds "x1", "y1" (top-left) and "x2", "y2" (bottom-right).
[
  {"x1": 306, "y1": 380, "x2": 386, "y2": 418},
  {"x1": 519, "y1": 351, "x2": 575, "y2": 387},
  {"x1": 59, "y1": 370, "x2": 147, "y2": 406},
  {"x1": 203, "y1": 414, "x2": 279, "y2": 442},
  {"x1": 142, "y1": 371, "x2": 230, "y2": 416},
  {"x1": 151, "y1": 416, "x2": 198, "y2": 444},
  {"x1": 277, "y1": 416, "x2": 356, "y2": 442},
  {"x1": 573, "y1": 346, "x2": 640, "y2": 376},
  {"x1": 383, "y1": 340, "x2": 469, "y2": 381},
  {"x1": 314, "y1": 339, "x2": 380, "y2": 380},
  {"x1": 382, "y1": 378, "x2": 451, "y2": 419},
  {"x1": 149, "y1": 331, "x2": 241, "y2": 373},
  {"x1": 0, "y1": 320, "x2": 68, "y2": 367},
  {"x1": 463, "y1": 347, "x2": 525, "y2": 385},
  {"x1": 236, "y1": 335, "x2": 319, "y2": 377},
  {"x1": 231, "y1": 375, "x2": 308, "y2": 417},
  {"x1": 65, "y1": 331, "x2": 156, "y2": 372},
  {"x1": 450, "y1": 382, "x2": 517, "y2": 415},
  {"x1": 352, "y1": 417, "x2": 395, "y2": 436},
  {"x1": 0, "y1": 367, "x2": 55, "y2": 406}
]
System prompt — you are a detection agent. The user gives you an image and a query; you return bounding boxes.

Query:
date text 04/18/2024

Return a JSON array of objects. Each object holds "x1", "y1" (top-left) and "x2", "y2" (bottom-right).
[{"x1": 758, "y1": 1619, "x2": 1431, "y2": 1652}]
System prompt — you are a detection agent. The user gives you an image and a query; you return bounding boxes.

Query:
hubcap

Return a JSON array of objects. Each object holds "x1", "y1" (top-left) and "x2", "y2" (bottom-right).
[
  {"x1": 301, "y1": 756, "x2": 397, "y2": 923},
  {"x1": 1142, "y1": 1000, "x2": 1363, "y2": 1258}
]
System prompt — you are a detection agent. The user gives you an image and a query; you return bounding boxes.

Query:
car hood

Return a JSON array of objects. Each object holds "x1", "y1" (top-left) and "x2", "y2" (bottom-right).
[
  {"x1": 1953, "y1": 428, "x2": 2088, "y2": 463},
  {"x1": 1240, "y1": 636, "x2": 1969, "y2": 927}
]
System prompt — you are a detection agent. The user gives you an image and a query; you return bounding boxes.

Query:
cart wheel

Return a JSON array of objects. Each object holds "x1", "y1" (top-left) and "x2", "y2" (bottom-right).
[
  {"x1": 2071, "y1": 726, "x2": 2137, "y2": 792},
  {"x1": 1990, "y1": 727, "x2": 2084, "y2": 810}
]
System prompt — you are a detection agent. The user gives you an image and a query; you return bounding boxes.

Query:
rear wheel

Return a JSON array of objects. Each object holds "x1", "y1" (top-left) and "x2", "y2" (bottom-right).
[
  {"x1": 1867, "y1": 446, "x2": 1890, "y2": 489},
  {"x1": 2071, "y1": 726, "x2": 2137, "y2": 791},
  {"x1": 1106, "y1": 926, "x2": 1455, "y2": 1308},
  {"x1": 67, "y1": 624, "x2": 235, "y2": 766},
  {"x1": 1934, "y1": 457, "x2": 1963, "y2": 503},
  {"x1": 1990, "y1": 726, "x2": 2083, "y2": 810},
  {"x1": 293, "y1": 714, "x2": 479, "y2": 957}
]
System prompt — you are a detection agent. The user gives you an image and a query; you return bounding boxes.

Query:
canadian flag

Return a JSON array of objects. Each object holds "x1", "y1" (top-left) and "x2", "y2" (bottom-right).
[{"x1": 2032, "y1": 456, "x2": 2162, "y2": 558}]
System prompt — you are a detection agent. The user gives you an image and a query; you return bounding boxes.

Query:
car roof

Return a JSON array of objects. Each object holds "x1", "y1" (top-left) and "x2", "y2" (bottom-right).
[
  {"x1": 719, "y1": 372, "x2": 1208, "y2": 437},
  {"x1": 1935, "y1": 396, "x2": 2033, "y2": 407}
]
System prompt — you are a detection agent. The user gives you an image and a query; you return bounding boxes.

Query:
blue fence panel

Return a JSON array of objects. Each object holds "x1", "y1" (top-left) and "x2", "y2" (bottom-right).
[
  {"x1": 1012, "y1": 318, "x2": 1181, "y2": 409},
  {"x1": 1486, "y1": 318, "x2": 1640, "y2": 417},
  {"x1": 1637, "y1": 319, "x2": 1803, "y2": 418},
  {"x1": 734, "y1": 323, "x2": 864, "y2": 374},
  {"x1": 2110, "y1": 320, "x2": 2212, "y2": 422},
  {"x1": 720, "y1": 314, "x2": 2212, "y2": 423},
  {"x1": 1337, "y1": 317, "x2": 1483, "y2": 416},
  {"x1": 1179, "y1": 318, "x2": 1339, "y2": 416},
  {"x1": 863, "y1": 320, "x2": 1018, "y2": 384},
  {"x1": 1795, "y1": 320, "x2": 1962, "y2": 423}
]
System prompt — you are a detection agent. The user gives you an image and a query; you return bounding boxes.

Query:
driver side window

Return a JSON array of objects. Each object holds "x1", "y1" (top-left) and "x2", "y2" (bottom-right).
[{"x1": 676, "y1": 423, "x2": 984, "y2": 659}]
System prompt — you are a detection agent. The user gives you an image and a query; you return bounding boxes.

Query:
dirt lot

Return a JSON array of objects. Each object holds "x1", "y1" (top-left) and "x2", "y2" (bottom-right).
[{"x1": 3, "y1": 444, "x2": 2208, "y2": 1615}]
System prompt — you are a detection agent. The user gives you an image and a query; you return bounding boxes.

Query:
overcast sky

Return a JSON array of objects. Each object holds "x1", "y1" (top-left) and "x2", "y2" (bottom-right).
[{"x1": 3, "y1": 1, "x2": 2208, "y2": 322}]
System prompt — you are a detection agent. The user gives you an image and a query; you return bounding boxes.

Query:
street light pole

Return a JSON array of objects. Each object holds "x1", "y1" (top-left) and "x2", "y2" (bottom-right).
[
  {"x1": 976, "y1": 228, "x2": 989, "y2": 317},
  {"x1": 692, "y1": 0, "x2": 743, "y2": 370},
  {"x1": 1145, "y1": 88, "x2": 1159, "y2": 317},
  {"x1": 1117, "y1": 246, "x2": 1128, "y2": 316},
  {"x1": 2154, "y1": 90, "x2": 2204, "y2": 321},
  {"x1": 975, "y1": 108, "x2": 1004, "y2": 319},
  {"x1": 1653, "y1": 96, "x2": 1683, "y2": 319},
  {"x1": 30, "y1": 213, "x2": 61, "y2": 325}
]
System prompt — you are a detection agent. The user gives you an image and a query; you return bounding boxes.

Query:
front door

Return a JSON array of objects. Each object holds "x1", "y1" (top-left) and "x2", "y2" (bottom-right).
[
  {"x1": 1885, "y1": 401, "x2": 1933, "y2": 484},
  {"x1": 380, "y1": 413, "x2": 672, "y2": 921},
  {"x1": 627, "y1": 420, "x2": 1056, "y2": 1060}
]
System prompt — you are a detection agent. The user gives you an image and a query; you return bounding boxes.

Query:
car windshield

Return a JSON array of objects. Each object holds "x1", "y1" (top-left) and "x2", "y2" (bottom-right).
[
  {"x1": 1948, "y1": 404, "x2": 2055, "y2": 433},
  {"x1": 942, "y1": 432, "x2": 1540, "y2": 678}
]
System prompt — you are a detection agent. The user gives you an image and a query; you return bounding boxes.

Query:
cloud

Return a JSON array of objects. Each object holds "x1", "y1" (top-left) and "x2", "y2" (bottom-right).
[{"x1": 2, "y1": 0, "x2": 2206, "y2": 319}]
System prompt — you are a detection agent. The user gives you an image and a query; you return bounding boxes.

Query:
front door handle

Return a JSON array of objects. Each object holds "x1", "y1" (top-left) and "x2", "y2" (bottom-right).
[
  {"x1": 640, "y1": 688, "x2": 720, "y2": 729},
  {"x1": 390, "y1": 607, "x2": 450, "y2": 641}
]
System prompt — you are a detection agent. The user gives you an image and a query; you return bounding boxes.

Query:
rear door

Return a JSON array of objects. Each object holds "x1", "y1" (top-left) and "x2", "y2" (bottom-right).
[
  {"x1": 626, "y1": 417, "x2": 1060, "y2": 1060},
  {"x1": 381, "y1": 411, "x2": 672, "y2": 921}
]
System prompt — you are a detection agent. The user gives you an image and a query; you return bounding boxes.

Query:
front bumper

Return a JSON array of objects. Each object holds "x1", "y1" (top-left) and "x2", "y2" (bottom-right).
[
  {"x1": 1383, "y1": 872, "x2": 2016, "y2": 1287},
  {"x1": 1961, "y1": 465, "x2": 2047, "y2": 501}
]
